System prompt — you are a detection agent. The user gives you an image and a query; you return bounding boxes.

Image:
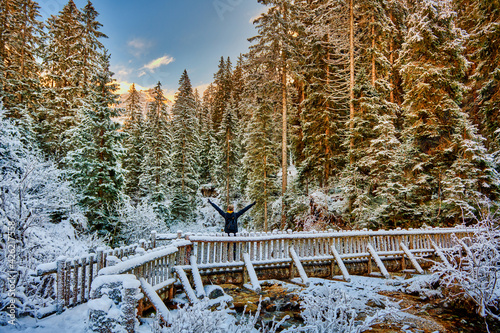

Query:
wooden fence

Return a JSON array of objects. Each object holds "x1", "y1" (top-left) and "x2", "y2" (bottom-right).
[
  {"x1": 187, "y1": 227, "x2": 470, "y2": 269},
  {"x1": 35, "y1": 226, "x2": 472, "y2": 314}
]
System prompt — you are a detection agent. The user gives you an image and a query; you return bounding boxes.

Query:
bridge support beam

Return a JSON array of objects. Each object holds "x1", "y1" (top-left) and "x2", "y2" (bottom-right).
[
  {"x1": 428, "y1": 236, "x2": 452, "y2": 269},
  {"x1": 139, "y1": 278, "x2": 171, "y2": 324},
  {"x1": 400, "y1": 242, "x2": 424, "y2": 274},
  {"x1": 330, "y1": 245, "x2": 351, "y2": 282},
  {"x1": 174, "y1": 266, "x2": 198, "y2": 304},
  {"x1": 190, "y1": 256, "x2": 206, "y2": 298},
  {"x1": 289, "y1": 246, "x2": 310, "y2": 287},
  {"x1": 243, "y1": 253, "x2": 261, "y2": 292},
  {"x1": 367, "y1": 244, "x2": 390, "y2": 279}
]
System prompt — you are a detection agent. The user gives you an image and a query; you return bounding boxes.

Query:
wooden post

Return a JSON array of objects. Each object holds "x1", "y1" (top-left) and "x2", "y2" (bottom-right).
[
  {"x1": 400, "y1": 242, "x2": 424, "y2": 274},
  {"x1": 73, "y1": 259, "x2": 79, "y2": 305},
  {"x1": 56, "y1": 257, "x2": 66, "y2": 314},
  {"x1": 243, "y1": 253, "x2": 261, "y2": 292},
  {"x1": 190, "y1": 256, "x2": 206, "y2": 298},
  {"x1": 124, "y1": 281, "x2": 140, "y2": 332},
  {"x1": 65, "y1": 258, "x2": 71, "y2": 307},
  {"x1": 428, "y1": 236, "x2": 452, "y2": 269},
  {"x1": 289, "y1": 246, "x2": 309, "y2": 286},
  {"x1": 80, "y1": 257, "x2": 87, "y2": 302},
  {"x1": 367, "y1": 244, "x2": 390, "y2": 279},
  {"x1": 330, "y1": 245, "x2": 351, "y2": 282},
  {"x1": 151, "y1": 230, "x2": 157, "y2": 249},
  {"x1": 88, "y1": 255, "x2": 94, "y2": 299},
  {"x1": 96, "y1": 249, "x2": 104, "y2": 273}
]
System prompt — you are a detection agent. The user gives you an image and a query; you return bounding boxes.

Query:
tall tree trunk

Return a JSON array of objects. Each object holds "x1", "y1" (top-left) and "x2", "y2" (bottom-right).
[
  {"x1": 264, "y1": 154, "x2": 268, "y2": 232},
  {"x1": 389, "y1": 11, "x2": 394, "y2": 104},
  {"x1": 325, "y1": 39, "x2": 331, "y2": 184},
  {"x1": 371, "y1": 15, "x2": 376, "y2": 86},
  {"x1": 226, "y1": 128, "x2": 230, "y2": 207},
  {"x1": 281, "y1": 2, "x2": 288, "y2": 228},
  {"x1": 349, "y1": 0, "x2": 355, "y2": 165}
]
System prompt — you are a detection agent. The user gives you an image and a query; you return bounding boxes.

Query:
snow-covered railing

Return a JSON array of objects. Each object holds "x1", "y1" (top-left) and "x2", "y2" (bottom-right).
[
  {"x1": 35, "y1": 238, "x2": 157, "y2": 313},
  {"x1": 33, "y1": 226, "x2": 472, "y2": 316},
  {"x1": 187, "y1": 226, "x2": 472, "y2": 268}
]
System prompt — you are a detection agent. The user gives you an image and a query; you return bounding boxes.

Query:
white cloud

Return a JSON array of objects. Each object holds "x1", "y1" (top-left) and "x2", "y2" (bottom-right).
[
  {"x1": 127, "y1": 38, "x2": 154, "y2": 58},
  {"x1": 194, "y1": 83, "x2": 210, "y2": 96},
  {"x1": 143, "y1": 55, "x2": 175, "y2": 71},
  {"x1": 249, "y1": 8, "x2": 267, "y2": 24},
  {"x1": 116, "y1": 81, "x2": 148, "y2": 95}
]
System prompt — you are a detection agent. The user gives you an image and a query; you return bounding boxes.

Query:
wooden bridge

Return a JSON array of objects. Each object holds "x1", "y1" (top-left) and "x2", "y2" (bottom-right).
[{"x1": 35, "y1": 226, "x2": 470, "y2": 327}]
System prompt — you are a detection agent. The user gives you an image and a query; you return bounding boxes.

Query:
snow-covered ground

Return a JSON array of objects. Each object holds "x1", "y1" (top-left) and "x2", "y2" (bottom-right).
[{"x1": 2, "y1": 274, "x2": 441, "y2": 333}]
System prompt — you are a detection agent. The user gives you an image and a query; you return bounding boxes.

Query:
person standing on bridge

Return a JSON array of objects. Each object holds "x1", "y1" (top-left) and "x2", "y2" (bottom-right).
[{"x1": 208, "y1": 199, "x2": 255, "y2": 235}]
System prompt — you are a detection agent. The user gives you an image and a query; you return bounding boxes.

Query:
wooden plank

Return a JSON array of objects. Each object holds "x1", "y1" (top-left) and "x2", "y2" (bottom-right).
[
  {"x1": 139, "y1": 278, "x2": 171, "y2": 324},
  {"x1": 367, "y1": 243, "x2": 390, "y2": 279},
  {"x1": 428, "y1": 236, "x2": 452, "y2": 269},
  {"x1": 289, "y1": 246, "x2": 309, "y2": 287},
  {"x1": 190, "y1": 256, "x2": 206, "y2": 298},
  {"x1": 330, "y1": 245, "x2": 351, "y2": 282},
  {"x1": 174, "y1": 266, "x2": 198, "y2": 304},
  {"x1": 242, "y1": 253, "x2": 261, "y2": 292},
  {"x1": 400, "y1": 242, "x2": 424, "y2": 274}
]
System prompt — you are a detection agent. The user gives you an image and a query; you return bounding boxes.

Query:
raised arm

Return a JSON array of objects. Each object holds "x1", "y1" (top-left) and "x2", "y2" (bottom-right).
[
  {"x1": 236, "y1": 201, "x2": 256, "y2": 218},
  {"x1": 208, "y1": 199, "x2": 225, "y2": 217}
]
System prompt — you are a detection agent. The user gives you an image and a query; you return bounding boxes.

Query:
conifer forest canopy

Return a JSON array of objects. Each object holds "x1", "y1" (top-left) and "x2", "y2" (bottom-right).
[{"x1": 1, "y1": 0, "x2": 499, "y2": 244}]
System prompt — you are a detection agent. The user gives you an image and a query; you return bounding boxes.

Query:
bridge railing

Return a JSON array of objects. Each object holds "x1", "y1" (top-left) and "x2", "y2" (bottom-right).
[
  {"x1": 34, "y1": 226, "x2": 472, "y2": 315},
  {"x1": 187, "y1": 226, "x2": 472, "y2": 267},
  {"x1": 35, "y1": 237, "x2": 157, "y2": 311}
]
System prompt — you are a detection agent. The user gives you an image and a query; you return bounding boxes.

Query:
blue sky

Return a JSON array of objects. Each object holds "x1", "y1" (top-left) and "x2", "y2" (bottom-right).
[{"x1": 38, "y1": 0, "x2": 266, "y2": 99}]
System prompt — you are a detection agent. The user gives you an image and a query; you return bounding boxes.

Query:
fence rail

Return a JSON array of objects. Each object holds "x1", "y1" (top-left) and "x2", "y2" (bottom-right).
[
  {"x1": 188, "y1": 227, "x2": 470, "y2": 267},
  {"x1": 35, "y1": 226, "x2": 473, "y2": 314}
]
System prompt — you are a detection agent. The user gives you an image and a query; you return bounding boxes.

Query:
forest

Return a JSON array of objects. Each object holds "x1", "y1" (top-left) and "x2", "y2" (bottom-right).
[{"x1": 1, "y1": 0, "x2": 499, "y2": 249}]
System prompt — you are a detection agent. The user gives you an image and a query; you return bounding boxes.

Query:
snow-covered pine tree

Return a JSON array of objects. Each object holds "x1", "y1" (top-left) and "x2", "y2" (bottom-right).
[
  {"x1": 247, "y1": 0, "x2": 294, "y2": 227},
  {"x1": 65, "y1": 52, "x2": 124, "y2": 240},
  {"x1": 244, "y1": 102, "x2": 280, "y2": 232},
  {"x1": 343, "y1": 0, "x2": 405, "y2": 227},
  {"x1": 230, "y1": 56, "x2": 247, "y2": 198},
  {"x1": 398, "y1": 0, "x2": 495, "y2": 225},
  {"x1": 140, "y1": 81, "x2": 170, "y2": 213},
  {"x1": 293, "y1": 0, "x2": 350, "y2": 189},
  {"x1": 169, "y1": 70, "x2": 200, "y2": 222},
  {"x1": 122, "y1": 83, "x2": 144, "y2": 203},
  {"x1": 199, "y1": 84, "x2": 217, "y2": 186},
  {"x1": 39, "y1": 0, "x2": 106, "y2": 161},
  {"x1": 79, "y1": 0, "x2": 107, "y2": 95},
  {"x1": 210, "y1": 57, "x2": 233, "y2": 197},
  {"x1": 456, "y1": 0, "x2": 500, "y2": 156},
  {"x1": 0, "y1": 0, "x2": 43, "y2": 131},
  {"x1": 39, "y1": 0, "x2": 84, "y2": 160}
]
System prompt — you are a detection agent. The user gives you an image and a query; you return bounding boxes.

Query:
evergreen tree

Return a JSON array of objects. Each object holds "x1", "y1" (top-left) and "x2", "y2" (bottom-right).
[
  {"x1": 169, "y1": 70, "x2": 200, "y2": 222},
  {"x1": 244, "y1": 102, "x2": 280, "y2": 232},
  {"x1": 246, "y1": 0, "x2": 294, "y2": 227},
  {"x1": 79, "y1": 0, "x2": 107, "y2": 94},
  {"x1": 456, "y1": 0, "x2": 500, "y2": 156},
  {"x1": 140, "y1": 82, "x2": 170, "y2": 210},
  {"x1": 39, "y1": 0, "x2": 84, "y2": 159},
  {"x1": 293, "y1": 0, "x2": 350, "y2": 189},
  {"x1": 0, "y1": 0, "x2": 43, "y2": 135},
  {"x1": 199, "y1": 84, "x2": 217, "y2": 185},
  {"x1": 65, "y1": 52, "x2": 124, "y2": 240},
  {"x1": 398, "y1": 0, "x2": 495, "y2": 225},
  {"x1": 122, "y1": 83, "x2": 144, "y2": 203}
]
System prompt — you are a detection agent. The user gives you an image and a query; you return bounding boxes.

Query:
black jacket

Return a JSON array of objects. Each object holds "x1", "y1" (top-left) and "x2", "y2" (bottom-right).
[{"x1": 208, "y1": 199, "x2": 255, "y2": 234}]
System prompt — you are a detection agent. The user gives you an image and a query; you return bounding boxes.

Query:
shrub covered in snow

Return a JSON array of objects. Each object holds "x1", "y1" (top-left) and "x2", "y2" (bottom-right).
[
  {"x1": 0, "y1": 109, "x2": 106, "y2": 323},
  {"x1": 432, "y1": 212, "x2": 500, "y2": 323},
  {"x1": 155, "y1": 297, "x2": 286, "y2": 333},
  {"x1": 116, "y1": 197, "x2": 170, "y2": 244},
  {"x1": 282, "y1": 285, "x2": 394, "y2": 333}
]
